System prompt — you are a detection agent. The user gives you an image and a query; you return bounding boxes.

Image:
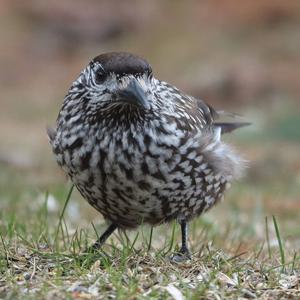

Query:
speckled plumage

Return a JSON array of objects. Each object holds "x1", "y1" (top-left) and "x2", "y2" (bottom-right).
[{"x1": 48, "y1": 52, "x2": 246, "y2": 257}]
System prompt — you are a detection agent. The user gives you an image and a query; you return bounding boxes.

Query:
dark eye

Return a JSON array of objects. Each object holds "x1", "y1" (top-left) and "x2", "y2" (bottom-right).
[{"x1": 95, "y1": 69, "x2": 107, "y2": 84}]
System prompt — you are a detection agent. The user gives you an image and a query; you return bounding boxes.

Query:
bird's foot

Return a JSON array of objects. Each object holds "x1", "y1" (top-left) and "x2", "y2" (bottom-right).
[
  {"x1": 83, "y1": 245, "x2": 101, "y2": 254},
  {"x1": 169, "y1": 247, "x2": 191, "y2": 263},
  {"x1": 75, "y1": 247, "x2": 112, "y2": 268},
  {"x1": 83, "y1": 245, "x2": 111, "y2": 259},
  {"x1": 82, "y1": 223, "x2": 117, "y2": 256}
]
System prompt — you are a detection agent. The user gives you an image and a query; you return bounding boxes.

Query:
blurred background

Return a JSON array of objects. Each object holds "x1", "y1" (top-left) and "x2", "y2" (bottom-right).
[{"x1": 0, "y1": 1, "x2": 299, "y2": 251}]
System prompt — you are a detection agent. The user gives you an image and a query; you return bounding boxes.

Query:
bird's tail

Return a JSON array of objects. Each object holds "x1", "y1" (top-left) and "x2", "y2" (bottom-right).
[
  {"x1": 211, "y1": 108, "x2": 251, "y2": 135},
  {"x1": 214, "y1": 122, "x2": 251, "y2": 135}
]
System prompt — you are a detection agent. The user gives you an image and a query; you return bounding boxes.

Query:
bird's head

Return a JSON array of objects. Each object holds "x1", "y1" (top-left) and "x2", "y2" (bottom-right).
[{"x1": 69, "y1": 52, "x2": 154, "y2": 116}]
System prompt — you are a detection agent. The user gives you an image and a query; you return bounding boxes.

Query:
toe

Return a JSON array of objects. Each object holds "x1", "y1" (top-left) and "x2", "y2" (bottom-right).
[{"x1": 169, "y1": 252, "x2": 191, "y2": 263}]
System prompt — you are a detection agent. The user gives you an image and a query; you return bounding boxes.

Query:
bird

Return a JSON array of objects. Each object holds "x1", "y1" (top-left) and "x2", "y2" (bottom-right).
[{"x1": 48, "y1": 52, "x2": 248, "y2": 261}]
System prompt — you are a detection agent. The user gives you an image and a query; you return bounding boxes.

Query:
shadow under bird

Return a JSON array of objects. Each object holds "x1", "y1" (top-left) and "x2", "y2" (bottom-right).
[{"x1": 48, "y1": 52, "x2": 249, "y2": 261}]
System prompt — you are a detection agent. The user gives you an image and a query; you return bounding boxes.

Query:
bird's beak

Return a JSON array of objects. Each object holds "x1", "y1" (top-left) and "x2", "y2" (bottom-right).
[{"x1": 116, "y1": 78, "x2": 150, "y2": 110}]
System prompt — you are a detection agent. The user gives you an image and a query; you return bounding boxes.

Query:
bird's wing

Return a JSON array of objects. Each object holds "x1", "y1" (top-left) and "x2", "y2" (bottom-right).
[
  {"x1": 156, "y1": 80, "x2": 215, "y2": 129},
  {"x1": 46, "y1": 126, "x2": 56, "y2": 144},
  {"x1": 156, "y1": 80, "x2": 250, "y2": 134}
]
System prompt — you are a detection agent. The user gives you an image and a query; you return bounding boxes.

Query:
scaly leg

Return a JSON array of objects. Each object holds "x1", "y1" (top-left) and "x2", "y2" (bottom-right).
[{"x1": 170, "y1": 220, "x2": 191, "y2": 262}]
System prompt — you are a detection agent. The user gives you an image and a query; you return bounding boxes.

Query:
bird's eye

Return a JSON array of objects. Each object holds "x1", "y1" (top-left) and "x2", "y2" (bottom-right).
[{"x1": 95, "y1": 70, "x2": 107, "y2": 84}]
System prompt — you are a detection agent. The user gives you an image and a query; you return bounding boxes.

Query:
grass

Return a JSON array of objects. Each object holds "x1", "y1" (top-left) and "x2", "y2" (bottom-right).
[
  {"x1": 272, "y1": 215, "x2": 286, "y2": 273},
  {"x1": 0, "y1": 181, "x2": 299, "y2": 299}
]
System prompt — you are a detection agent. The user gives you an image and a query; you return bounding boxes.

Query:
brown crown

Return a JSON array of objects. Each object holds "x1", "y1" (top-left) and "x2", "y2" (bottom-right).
[{"x1": 92, "y1": 52, "x2": 152, "y2": 76}]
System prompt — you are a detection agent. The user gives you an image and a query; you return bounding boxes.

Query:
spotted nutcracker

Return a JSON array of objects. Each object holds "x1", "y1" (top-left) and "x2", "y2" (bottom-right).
[{"x1": 48, "y1": 52, "x2": 249, "y2": 261}]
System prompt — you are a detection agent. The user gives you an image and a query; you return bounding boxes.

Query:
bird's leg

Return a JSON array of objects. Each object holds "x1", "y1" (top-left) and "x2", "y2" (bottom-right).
[
  {"x1": 86, "y1": 223, "x2": 117, "y2": 253},
  {"x1": 170, "y1": 219, "x2": 191, "y2": 262},
  {"x1": 179, "y1": 220, "x2": 191, "y2": 257}
]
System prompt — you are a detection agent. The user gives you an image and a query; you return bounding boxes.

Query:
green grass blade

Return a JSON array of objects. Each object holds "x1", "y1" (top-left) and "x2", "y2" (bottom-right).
[
  {"x1": 54, "y1": 184, "x2": 74, "y2": 247},
  {"x1": 272, "y1": 215, "x2": 285, "y2": 272},
  {"x1": 164, "y1": 222, "x2": 176, "y2": 255},
  {"x1": 291, "y1": 251, "x2": 297, "y2": 273},
  {"x1": 91, "y1": 222, "x2": 100, "y2": 241},
  {"x1": 129, "y1": 231, "x2": 139, "y2": 254}
]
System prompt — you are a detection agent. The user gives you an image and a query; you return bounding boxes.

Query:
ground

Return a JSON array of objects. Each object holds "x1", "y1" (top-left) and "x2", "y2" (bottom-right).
[
  {"x1": 1, "y1": 175, "x2": 300, "y2": 299},
  {"x1": 1, "y1": 1, "x2": 300, "y2": 299}
]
